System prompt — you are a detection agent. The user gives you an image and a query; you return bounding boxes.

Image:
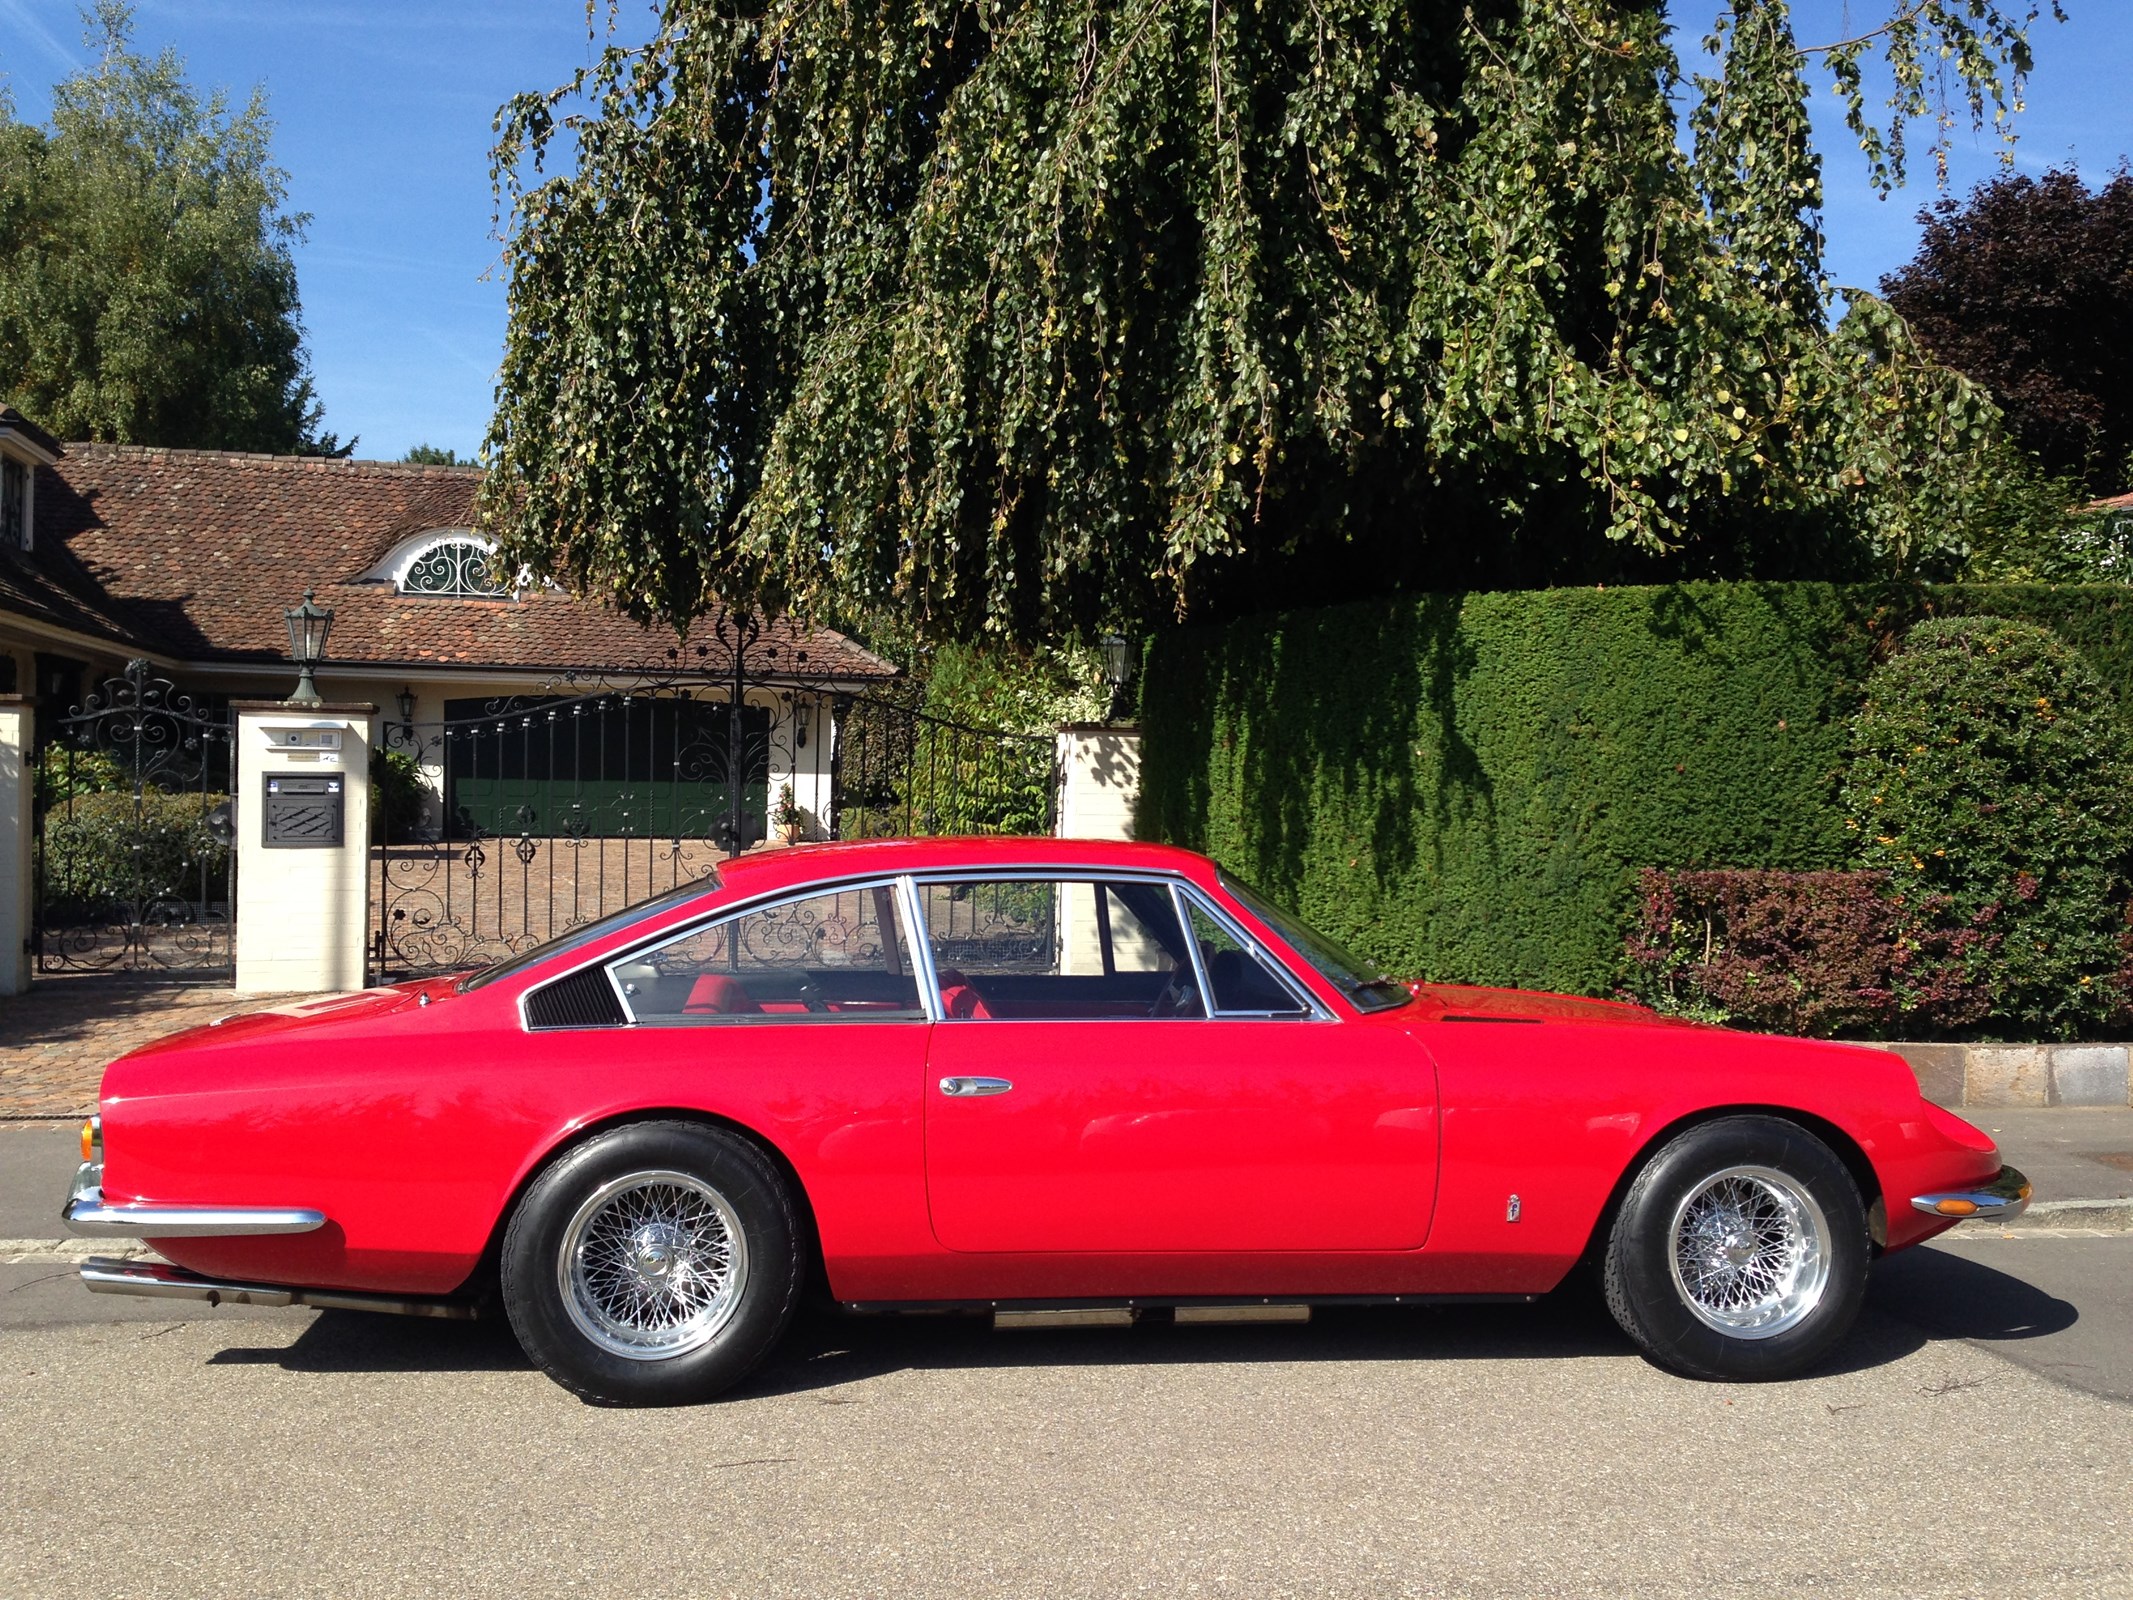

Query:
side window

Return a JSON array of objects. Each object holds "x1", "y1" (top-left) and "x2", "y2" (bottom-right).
[
  {"x1": 915, "y1": 878, "x2": 1201, "y2": 1020},
  {"x1": 1182, "y1": 897, "x2": 1312, "y2": 1016},
  {"x1": 611, "y1": 882, "x2": 919, "y2": 1022}
]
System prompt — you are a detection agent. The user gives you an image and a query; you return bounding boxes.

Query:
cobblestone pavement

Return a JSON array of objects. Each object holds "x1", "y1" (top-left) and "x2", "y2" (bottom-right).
[{"x1": 0, "y1": 975, "x2": 315, "y2": 1119}]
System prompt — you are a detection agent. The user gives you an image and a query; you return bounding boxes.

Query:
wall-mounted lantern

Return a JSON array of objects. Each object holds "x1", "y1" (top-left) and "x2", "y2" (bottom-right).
[{"x1": 396, "y1": 685, "x2": 416, "y2": 729}]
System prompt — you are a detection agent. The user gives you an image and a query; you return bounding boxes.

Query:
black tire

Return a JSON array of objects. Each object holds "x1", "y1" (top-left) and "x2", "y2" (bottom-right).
[
  {"x1": 500, "y1": 1120, "x2": 803, "y2": 1406},
  {"x1": 1602, "y1": 1115, "x2": 1869, "y2": 1382}
]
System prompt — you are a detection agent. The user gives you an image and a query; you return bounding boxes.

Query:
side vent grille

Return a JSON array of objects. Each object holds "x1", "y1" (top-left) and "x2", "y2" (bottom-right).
[{"x1": 525, "y1": 966, "x2": 625, "y2": 1029}]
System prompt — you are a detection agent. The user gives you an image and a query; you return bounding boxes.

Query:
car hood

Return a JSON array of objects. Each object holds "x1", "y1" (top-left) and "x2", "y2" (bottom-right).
[{"x1": 1403, "y1": 983, "x2": 1702, "y2": 1028}]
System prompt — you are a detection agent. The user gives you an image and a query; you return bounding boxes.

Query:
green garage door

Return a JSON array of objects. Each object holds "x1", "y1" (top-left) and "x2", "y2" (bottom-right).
[{"x1": 443, "y1": 695, "x2": 771, "y2": 844}]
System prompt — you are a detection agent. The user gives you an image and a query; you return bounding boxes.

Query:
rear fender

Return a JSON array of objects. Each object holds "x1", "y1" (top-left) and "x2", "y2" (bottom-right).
[{"x1": 455, "y1": 1106, "x2": 824, "y2": 1300}]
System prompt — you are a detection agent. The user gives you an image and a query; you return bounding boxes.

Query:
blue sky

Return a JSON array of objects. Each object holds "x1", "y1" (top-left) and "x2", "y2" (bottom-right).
[
  {"x1": 2, "y1": 1, "x2": 2127, "y2": 462},
  {"x1": 2, "y1": 0, "x2": 621, "y2": 459}
]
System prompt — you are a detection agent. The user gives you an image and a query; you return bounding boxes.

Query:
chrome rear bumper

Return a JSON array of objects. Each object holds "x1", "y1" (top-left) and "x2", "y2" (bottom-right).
[
  {"x1": 62, "y1": 1162, "x2": 325, "y2": 1238},
  {"x1": 79, "y1": 1256, "x2": 477, "y2": 1320},
  {"x1": 1910, "y1": 1165, "x2": 2032, "y2": 1222}
]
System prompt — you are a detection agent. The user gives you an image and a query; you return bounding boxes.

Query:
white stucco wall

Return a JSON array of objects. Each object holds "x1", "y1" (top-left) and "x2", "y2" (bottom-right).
[
  {"x1": 0, "y1": 699, "x2": 31, "y2": 995},
  {"x1": 1054, "y1": 725, "x2": 1142, "y2": 842},
  {"x1": 232, "y1": 704, "x2": 373, "y2": 994}
]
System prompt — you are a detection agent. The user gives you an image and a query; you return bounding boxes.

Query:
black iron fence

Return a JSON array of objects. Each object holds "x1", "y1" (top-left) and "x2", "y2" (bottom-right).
[
  {"x1": 33, "y1": 660, "x2": 236, "y2": 978},
  {"x1": 368, "y1": 672, "x2": 1061, "y2": 981},
  {"x1": 829, "y1": 690, "x2": 1059, "y2": 840},
  {"x1": 371, "y1": 682, "x2": 755, "y2": 978}
]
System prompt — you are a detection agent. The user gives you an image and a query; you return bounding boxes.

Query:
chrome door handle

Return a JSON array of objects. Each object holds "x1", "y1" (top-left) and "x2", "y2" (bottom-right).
[{"x1": 938, "y1": 1076, "x2": 1013, "y2": 1098}]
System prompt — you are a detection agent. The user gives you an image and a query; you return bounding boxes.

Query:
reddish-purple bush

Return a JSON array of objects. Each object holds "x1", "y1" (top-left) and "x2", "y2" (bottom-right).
[{"x1": 1622, "y1": 869, "x2": 1994, "y2": 1037}]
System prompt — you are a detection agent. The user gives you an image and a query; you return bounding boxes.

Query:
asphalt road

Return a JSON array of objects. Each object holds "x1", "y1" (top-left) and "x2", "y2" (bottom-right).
[{"x1": 4, "y1": 1123, "x2": 2130, "y2": 1599}]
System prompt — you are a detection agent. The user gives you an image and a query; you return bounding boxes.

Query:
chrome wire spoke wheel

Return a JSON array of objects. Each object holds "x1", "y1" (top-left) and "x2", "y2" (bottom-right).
[
  {"x1": 1665, "y1": 1164, "x2": 1831, "y2": 1340},
  {"x1": 558, "y1": 1169, "x2": 750, "y2": 1361}
]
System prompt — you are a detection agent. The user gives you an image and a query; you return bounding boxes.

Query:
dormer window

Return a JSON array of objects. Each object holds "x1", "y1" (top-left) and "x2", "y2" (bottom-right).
[
  {"x1": 0, "y1": 455, "x2": 25, "y2": 551},
  {"x1": 396, "y1": 533, "x2": 510, "y2": 599},
  {"x1": 0, "y1": 407, "x2": 58, "y2": 552}
]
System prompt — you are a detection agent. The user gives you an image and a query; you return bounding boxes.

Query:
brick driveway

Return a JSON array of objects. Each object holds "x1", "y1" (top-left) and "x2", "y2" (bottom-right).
[{"x1": 0, "y1": 975, "x2": 315, "y2": 1119}]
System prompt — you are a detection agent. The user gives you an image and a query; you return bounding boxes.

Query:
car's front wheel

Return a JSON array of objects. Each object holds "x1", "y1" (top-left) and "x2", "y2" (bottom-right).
[
  {"x1": 1602, "y1": 1115, "x2": 1869, "y2": 1381},
  {"x1": 500, "y1": 1120, "x2": 802, "y2": 1405}
]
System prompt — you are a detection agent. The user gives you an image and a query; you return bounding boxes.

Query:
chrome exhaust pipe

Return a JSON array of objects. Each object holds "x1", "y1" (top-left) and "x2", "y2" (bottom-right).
[{"x1": 79, "y1": 1256, "x2": 479, "y2": 1320}]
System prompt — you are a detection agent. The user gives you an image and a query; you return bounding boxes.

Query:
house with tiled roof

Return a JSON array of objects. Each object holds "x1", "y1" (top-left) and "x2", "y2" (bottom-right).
[{"x1": 0, "y1": 406, "x2": 896, "y2": 850}]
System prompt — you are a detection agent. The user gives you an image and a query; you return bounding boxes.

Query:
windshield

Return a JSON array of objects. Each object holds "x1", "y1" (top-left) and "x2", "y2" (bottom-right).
[
  {"x1": 457, "y1": 871, "x2": 721, "y2": 992},
  {"x1": 1218, "y1": 871, "x2": 1411, "y2": 1014}
]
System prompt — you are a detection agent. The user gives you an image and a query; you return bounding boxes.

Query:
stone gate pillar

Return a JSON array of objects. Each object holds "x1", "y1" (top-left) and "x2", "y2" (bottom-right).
[
  {"x1": 1054, "y1": 723, "x2": 1142, "y2": 841},
  {"x1": 232, "y1": 701, "x2": 375, "y2": 995},
  {"x1": 0, "y1": 695, "x2": 32, "y2": 995}
]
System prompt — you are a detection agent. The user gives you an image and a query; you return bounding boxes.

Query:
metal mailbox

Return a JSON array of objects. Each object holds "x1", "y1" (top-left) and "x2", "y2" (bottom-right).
[{"x1": 262, "y1": 772, "x2": 344, "y2": 849}]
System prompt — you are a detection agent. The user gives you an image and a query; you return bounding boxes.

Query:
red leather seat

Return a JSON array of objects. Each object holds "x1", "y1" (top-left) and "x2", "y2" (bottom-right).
[
  {"x1": 682, "y1": 974, "x2": 761, "y2": 1016},
  {"x1": 938, "y1": 984, "x2": 993, "y2": 1019}
]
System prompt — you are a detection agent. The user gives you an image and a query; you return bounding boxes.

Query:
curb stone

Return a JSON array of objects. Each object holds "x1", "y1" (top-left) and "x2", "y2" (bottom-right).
[
  {"x1": 1870, "y1": 1041, "x2": 2133, "y2": 1109},
  {"x1": 1998, "y1": 1198, "x2": 2133, "y2": 1234}
]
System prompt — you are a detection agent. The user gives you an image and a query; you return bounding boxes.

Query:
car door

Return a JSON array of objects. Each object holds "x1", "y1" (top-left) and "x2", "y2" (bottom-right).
[{"x1": 919, "y1": 874, "x2": 1439, "y2": 1254}]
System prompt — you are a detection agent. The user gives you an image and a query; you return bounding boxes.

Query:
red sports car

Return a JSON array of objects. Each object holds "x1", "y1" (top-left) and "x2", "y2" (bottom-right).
[{"x1": 63, "y1": 837, "x2": 2028, "y2": 1404}]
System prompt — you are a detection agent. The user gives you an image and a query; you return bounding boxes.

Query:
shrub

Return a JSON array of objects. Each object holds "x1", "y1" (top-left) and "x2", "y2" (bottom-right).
[
  {"x1": 40, "y1": 789, "x2": 231, "y2": 915},
  {"x1": 1622, "y1": 868, "x2": 1991, "y2": 1036},
  {"x1": 370, "y1": 747, "x2": 431, "y2": 841},
  {"x1": 1842, "y1": 616, "x2": 2133, "y2": 1035},
  {"x1": 1139, "y1": 580, "x2": 2133, "y2": 1019},
  {"x1": 35, "y1": 744, "x2": 125, "y2": 805}
]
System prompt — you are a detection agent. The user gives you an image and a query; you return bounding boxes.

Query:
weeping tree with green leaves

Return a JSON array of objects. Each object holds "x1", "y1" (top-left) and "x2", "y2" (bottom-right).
[{"x1": 482, "y1": 0, "x2": 2058, "y2": 642}]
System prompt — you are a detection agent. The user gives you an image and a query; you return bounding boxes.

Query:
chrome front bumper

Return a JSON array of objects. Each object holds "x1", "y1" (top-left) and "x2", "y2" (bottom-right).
[
  {"x1": 1910, "y1": 1165, "x2": 2032, "y2": 1223},
  {"x1": 61, "y1": 1161, "x2": 326, "y2": 1238}
]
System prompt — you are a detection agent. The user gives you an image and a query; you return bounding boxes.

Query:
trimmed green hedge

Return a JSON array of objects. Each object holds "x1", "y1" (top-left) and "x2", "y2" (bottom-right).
[{"x1": 1137, "y1": 582, "x2": 2133, "y2": 998}]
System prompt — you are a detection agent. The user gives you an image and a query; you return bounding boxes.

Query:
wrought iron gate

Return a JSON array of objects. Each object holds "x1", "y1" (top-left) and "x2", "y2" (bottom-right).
[
  {"x1": 827, "y1": 691, "x2": 1060, "y2": 840},
  {"x1": 368, "y1": 672, "x2": 1062, "y2": 982},
  {"x1": 371, "y1": 680, "x2": 755, "y2": 978},
  {"x1": 34, "y1": 660, "x2": 237, "y2": 977}
]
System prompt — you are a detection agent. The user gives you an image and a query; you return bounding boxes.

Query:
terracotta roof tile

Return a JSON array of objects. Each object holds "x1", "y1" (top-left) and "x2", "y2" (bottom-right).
[{"x1": 23, "y1": 444, "x2": 895, "y2": 683}]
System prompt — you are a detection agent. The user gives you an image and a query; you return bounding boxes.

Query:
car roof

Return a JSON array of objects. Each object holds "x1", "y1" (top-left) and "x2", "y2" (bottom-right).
[{"x1": 716, "y1": 835, "x2": 1217, "y2": 891}]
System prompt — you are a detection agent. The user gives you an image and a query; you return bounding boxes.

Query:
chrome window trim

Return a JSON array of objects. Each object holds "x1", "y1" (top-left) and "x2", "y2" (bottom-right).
[
  {"x1": 580, "y1": 1011, "x2": 933, "y2": 1029},
  {"x1": 1170, "y1": 883, "x2": 1217, "y2": 1016},
  {"x1": 898, "y1": 874, "x2": 947, "y2": 1023},
  {"x1": 514, "y1": 869, "x2": 933, "y2": 1032},
  {"x1": 607, "y1": 874, "x2": 926, "y2": 1028},
  {"x1": 1213, "y1": 866, "x2": 1412, "y2": 1017},
  {"x1": 910, "y1": 869, "x2": 1200, "y2": 1020},
  {"x1": 911, "y1": 866, "x2": 1194, "y2": 888},
  {"x1": 905, "y1": 868, "x2": 1334, "y2": 1023},
  {"x1": 510, "y1": 861, "x2": 1340, "y2": 1031},
  {"x1": 1174, "y1": 883, "x2": 1332, "y2": 1021}
]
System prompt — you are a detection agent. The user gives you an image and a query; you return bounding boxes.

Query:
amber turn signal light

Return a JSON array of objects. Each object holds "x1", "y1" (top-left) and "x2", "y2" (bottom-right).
[
  {"x1": 80, "y1": 1116, "x2": 99, "y2": 1165},
  {"x1": 1933, "y1": 1198, "x2": 1980, "y2": 1217}
]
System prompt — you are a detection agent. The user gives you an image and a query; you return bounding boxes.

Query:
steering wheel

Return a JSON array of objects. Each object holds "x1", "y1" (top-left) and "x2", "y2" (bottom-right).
[
  {"x1": 793, "y1": 977, "x2": 833, "y2": 1014},
  {"x1": 1148, "y1": 969, "x2": 1201, "y2": 1019}
]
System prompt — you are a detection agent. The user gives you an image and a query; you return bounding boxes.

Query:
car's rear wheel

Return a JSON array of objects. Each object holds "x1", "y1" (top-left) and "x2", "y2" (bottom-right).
[
  {"x1": 500, "y1": 1120, "x2": 801, "y2": 1405},
  {"x1": 1602, "y1": 1115, "x2": 1868, "y2": 1381}
]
